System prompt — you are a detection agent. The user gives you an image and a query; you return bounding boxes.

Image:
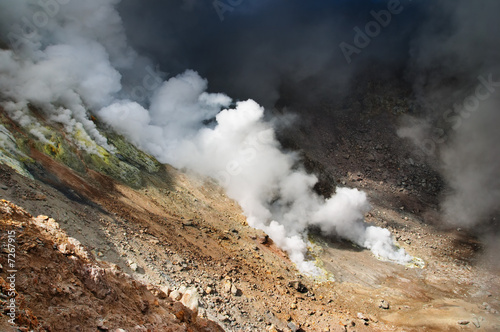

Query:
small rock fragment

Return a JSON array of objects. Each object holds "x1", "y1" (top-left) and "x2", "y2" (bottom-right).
[
  {"x1": 217, "y1": 314, "x2": 230, "y2": 322},
  {"x1": 267, "y1": 324, "x2": 278, "y2": 332},
  {"x1": 97, "y1": 320, "x2": 109, "y2": 331},
  {"x1": 258, "y1": 235, "x2": 269, "y2": 244},
  {"x1": 230, "y1": 284, "x2": 240, "y2": 296},
  {"x1": 159, "y1": 286, "x2": 170, "y2": 298},
  {"x1": 379, "y1": 300, "x2": 390, "y2": 310},
  {"x1": 288, "y1": 280, "x2": 308, "y2": 293},
  {"x1": 140, "y1": 300, "x2": 149, "y2": 314},
  {"x1": 169, "y1": 289, "x2": 182, "y2": 301},
  {"x1": 287, "y1": 322, "x2": 299, "y2": 332},
  {"x1": 357, "y1": 312, "x2": 369, "y2": 321},
  {"x1": 181, "y1": 287, "x2": 200, "y2": 313},
  {"x1": 223, "y1": 280, "x2": 232, "y2": 293}
]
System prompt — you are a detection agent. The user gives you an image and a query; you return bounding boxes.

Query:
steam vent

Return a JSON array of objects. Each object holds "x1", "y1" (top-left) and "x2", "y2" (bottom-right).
[{"x1": 0, "y1": 1, "x2": 499, "y2": 331}]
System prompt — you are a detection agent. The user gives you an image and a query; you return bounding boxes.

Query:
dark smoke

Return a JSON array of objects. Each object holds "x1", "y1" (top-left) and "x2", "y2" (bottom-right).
[
  {"x1": 117, "y1": 0, "x2": 421, "y2": 107},
  {"x1": 399, "y1": 0, "x2": 500, "y2": 232}
]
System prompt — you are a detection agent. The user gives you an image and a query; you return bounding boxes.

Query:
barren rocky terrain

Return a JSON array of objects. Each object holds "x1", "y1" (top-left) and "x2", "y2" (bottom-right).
[
  {"x1": 0, "y1": 1, "x2": 499, "y2": 330},
  {"x1": 0, "y1": 97, "x2": 499, "y2": 331},
  {"x1": 0, "y1": 198, "x2": 222, "y2": 332}
]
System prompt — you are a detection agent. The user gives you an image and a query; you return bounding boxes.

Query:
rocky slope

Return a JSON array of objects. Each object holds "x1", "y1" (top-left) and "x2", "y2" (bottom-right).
[
  {"x1": 0, "y1": 103, "x2": 499, "y2": 331},
  {"x1": 0, "y1": 199, "x2": 223, "y2": 332}
]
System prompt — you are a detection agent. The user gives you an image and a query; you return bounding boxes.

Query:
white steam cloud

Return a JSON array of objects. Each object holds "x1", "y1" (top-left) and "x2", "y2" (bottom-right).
[{"x1": 0, "y1": 0, "x2": 411, "y2": 273}]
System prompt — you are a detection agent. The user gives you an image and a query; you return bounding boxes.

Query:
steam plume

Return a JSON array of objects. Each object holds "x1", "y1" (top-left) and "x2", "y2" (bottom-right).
[
  {"x1": 0, "y1": 0, "x2": 412, "y2": 273},
  {"x1": 400, "y1": 0, "x2": 500, "y2": 230}
]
